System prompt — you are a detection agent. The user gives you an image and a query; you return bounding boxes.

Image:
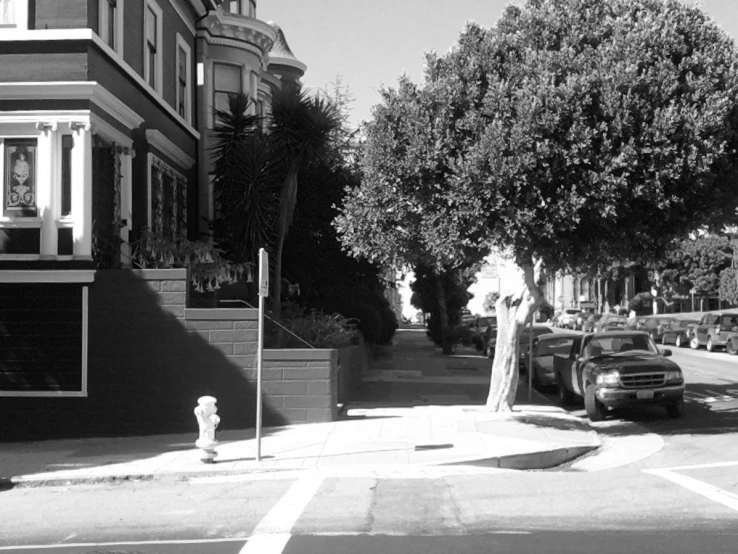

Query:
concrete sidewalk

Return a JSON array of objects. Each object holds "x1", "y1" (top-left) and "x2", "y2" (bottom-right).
[{"x1": 0, "y1": 327, "x2": 602, "y2": 486}]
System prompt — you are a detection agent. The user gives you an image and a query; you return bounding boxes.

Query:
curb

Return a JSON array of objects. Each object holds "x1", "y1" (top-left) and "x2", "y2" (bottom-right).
[
  {"x1": 4, "y1": 443, "x2": 601, "y2": 488},
  {"x1": 434, "y1": 444, "x2": 600, "y2": 470}
]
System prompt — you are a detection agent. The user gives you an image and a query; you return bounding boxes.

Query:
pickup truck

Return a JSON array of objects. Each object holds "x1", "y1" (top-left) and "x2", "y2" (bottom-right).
[{"x1": 553, "y1": 331, "x2": 685, "y2": 421}]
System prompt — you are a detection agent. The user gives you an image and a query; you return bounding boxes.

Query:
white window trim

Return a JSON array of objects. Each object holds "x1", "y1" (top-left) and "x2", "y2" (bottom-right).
[
  {"x1": 0, "y1": 280, "x2": 90, "y2": 398},
  {"x1": 175, "y1": 33, "x2": 192, "y2": 125},
  {"x1": 144, "y1": 0, "x2": 164, "y2": 96},
  {"x1": 98, "y1": 0, "x2": 125, "y2": 57},
  {"x1": 0, "y1": 132, "x2": 43, "y2": 260},
  {"x1": 0, "y1": 0, "x2": 28, "y2": 30}
]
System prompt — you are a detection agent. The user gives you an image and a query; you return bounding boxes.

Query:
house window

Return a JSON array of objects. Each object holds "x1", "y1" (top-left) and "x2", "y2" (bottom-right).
[
  {"x1": 61, "y1": 135, "x2": 73, "y2": 217},
  {"x1": 99, "y1": 0, "x2": 117, "y2": 50},
  {"x1": 3, "y1": 139, "x2": 37, "y2": 218},
  {"x1": 148, "y1": 155, "x2": 187, "y2": 241},
  {"x1": 223, "y1": 0, "x2": 248, "y2": 15},
  {"x1": 175, "y1": 34, "x2": 192, "y2": 123},
  {"x1": 213, "y1": 63, "x2": 242, "y2": 123},
  {"x1": 0, "y1": 0, "x2": 27, "y2": 29},
  {"x1": 144, "y1": 0, "x2": 163, "y2": 93}
]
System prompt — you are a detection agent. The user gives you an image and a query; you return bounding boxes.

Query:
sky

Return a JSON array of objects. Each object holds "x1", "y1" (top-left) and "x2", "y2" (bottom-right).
[{"x1": 260, "y1": 0, "x2": 738, "y2": 129}]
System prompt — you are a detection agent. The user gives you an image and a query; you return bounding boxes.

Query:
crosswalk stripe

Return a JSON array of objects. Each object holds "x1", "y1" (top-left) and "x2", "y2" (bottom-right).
[
  {"x1": 644, "y1": 469, "x2": 738, "y2": 512},
  {"x1": 239, "y1": 476, "x2": 324, "y2": 554}
]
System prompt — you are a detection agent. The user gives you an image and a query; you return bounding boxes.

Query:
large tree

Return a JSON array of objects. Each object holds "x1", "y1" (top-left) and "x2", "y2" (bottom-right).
[
  {"x1": 341, "y1": 0, "x2": 738, "y2": 411},
  {"x1": 335, "y1": 76, "x2": 487, "y2": 353}
]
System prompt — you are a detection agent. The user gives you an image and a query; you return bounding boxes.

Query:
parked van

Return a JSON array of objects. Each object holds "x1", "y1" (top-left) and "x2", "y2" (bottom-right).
[{"x1": 690, "y1": 310, "x2": 738, "y2": 352}]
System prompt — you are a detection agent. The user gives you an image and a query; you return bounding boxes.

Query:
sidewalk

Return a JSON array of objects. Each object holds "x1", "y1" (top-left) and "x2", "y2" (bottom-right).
[{"x1": 0, "y1": 327, "x2": 601, "y2": 486}]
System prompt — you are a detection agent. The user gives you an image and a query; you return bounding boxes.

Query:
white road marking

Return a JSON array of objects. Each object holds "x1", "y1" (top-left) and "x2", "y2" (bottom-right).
[
  {"x1": 655, "y1": 460, "x2": 738, "y2": 472},
  {"x1": 0, "y1": 538, "x2": 248, "y2": 551},
  {"x1": 644, "y1": 468, "x2": 738, "y2": 512},
  {"x1": 239, "y1": 476, "x2": 324, "y2": 554}
]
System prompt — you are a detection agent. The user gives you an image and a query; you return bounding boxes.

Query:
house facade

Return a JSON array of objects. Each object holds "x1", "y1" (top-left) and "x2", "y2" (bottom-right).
[{"x1": 0, "y1": 0, "x2": 305, "y2": 401}]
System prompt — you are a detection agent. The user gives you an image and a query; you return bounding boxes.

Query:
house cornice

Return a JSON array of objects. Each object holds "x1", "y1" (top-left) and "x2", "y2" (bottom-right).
[
  {"x1": 146, "y1": 129, "x2": 196, "y2": 169},
  {"x1": 0, "y1": 82, "x2": 144, "y2": 131}
]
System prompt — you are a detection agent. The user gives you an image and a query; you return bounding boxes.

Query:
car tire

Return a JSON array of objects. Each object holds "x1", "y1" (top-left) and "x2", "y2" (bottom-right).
[
  {"x1": 584, "y1": 384, "x2": 606, "y2": 422},
  {"x1": 727, "y1": 341, "x2": 737, "y2": 356},
  {"x1": 665, "y1": 398, "x2": 684, "y2": 418},
  {"x1": 558, "y1": 379, "x2": 577, "y2": 407},
  {"x1": 675, "y1": 335, "x2": 682, "y2": 348},
  {"x1": 690, "y1": 337, "x2": 700, "y2": 350},
  {"x1": 706, "y1": 337, "x2": 714, "y2": 352}
]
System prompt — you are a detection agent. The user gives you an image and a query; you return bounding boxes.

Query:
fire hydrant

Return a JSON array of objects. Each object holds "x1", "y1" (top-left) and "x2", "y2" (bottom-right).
[{"x1": 194, "y1": 396, "x2": 220, "y2": 463}]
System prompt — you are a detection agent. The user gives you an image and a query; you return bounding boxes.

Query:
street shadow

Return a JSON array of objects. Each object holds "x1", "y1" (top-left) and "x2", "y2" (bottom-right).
[{"x1": 548, "y1": 381, "x2": 738, "y2": 437}]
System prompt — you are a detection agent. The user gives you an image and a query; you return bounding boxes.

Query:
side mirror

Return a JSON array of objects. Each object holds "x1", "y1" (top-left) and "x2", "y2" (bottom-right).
[{"x1": 661, "y1": 349, "x2": 672, "y2": 357}]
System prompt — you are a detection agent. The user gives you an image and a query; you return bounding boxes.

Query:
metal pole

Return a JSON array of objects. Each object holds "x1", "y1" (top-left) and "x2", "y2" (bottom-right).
[
  {"x1": 528, "y1": 316, "x2": 533, "y2": 403},
  {"x1": 256, "y1": 289, "x2": 264, "y2": 461},
  {"x1": 256, "y1": 248, "x2": 268, "y2": 462}
]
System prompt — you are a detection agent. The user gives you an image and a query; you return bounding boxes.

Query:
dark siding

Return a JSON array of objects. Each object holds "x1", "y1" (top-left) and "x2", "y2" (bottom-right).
[
  {"x1": 31, "y1": 0, "x2": 88, "y2": 29},
  {"x1": 0, "y1": 284, "x2": 83, "y2": 393},
  {"x1": 0, "y1": 42, "x2": 88, "y2": 82}
]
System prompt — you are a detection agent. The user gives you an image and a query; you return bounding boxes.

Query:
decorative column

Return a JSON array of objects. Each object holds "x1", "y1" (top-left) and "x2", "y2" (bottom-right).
[
  {"x1": 70, "y1": 121, "x2": 93, "y2": 259},
  {"x1": 35, "y1": 122, "x2": 58, "y2": 259}
]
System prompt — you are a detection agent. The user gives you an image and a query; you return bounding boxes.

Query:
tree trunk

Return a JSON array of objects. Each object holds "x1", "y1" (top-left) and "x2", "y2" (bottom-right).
[
  {"x1": 434, "y1": 271, "x2": 453, "y2": 355},
  {"x1": 486, "y1": 259, "x2": 544, "y2": 411},
  {"x1": 272, "y1": 168, "x2": 299, "y2": 316}
]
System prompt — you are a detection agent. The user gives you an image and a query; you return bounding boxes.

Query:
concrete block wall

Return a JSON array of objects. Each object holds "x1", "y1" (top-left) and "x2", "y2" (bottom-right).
[{"x1": 262, "y1": 350, "x2": 338, "y2": 424}]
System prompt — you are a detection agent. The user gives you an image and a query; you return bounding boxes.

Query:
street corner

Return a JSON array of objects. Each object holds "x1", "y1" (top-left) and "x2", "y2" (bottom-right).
[{"x1": 551, "y1": 420, "x2": 666, "y2": 473}]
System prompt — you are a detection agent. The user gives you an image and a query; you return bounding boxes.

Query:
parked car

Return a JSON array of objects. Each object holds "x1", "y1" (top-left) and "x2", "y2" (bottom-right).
[
  {"x1": 553, "y1": 331, "x2": 685, "y2": 421},
  {"x1": 583, "y1": 313, "x2": 603, "y2": 333},
  {"x1": 574, "y1": 310, "x2": 594, "y2": 331},
  {"x1": 640, "y1": 317, "x2": 676, "y2": 342},
  {"x1": 557, "y1": 308, "x2": 583, "y2": 329},
  {"x1": 724, "y1": 331, "x2": 738, "y2": 355},
  {"x1": 593, "y1": 314, "x2": 628, "y2": 333},
  {"x1": 661, "y1": 318, "x2": 700, "y2": 348},
  {"x1": 471, "y1": 315, "x2": 497, "y2": 351},
  {"x1": 518, "y1": 325, "x2": 555, "y2": 368},
  {"x1": 487, "y1": 324, "x2": 553, "y2": 360},
  {"x1": 691, "y1": 310, "x2": 738, "y2": 351},
  {"x1": 626, "y1": 316, "x2": 648, "y2": 331},
  {"x1": 521, "y1": 333, "x2": 577, "y2": 390}
]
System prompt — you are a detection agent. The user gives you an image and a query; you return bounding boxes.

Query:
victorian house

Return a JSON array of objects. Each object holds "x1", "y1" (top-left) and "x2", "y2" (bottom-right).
[{"x1": 0, "y1": 0, "x2": 305, "y2": 402}]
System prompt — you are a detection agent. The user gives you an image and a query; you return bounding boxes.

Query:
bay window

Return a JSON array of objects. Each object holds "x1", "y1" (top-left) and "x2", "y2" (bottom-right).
[
  {"x1": 213, "y1": 62, "x2": 242, "y2": 124},
  {"x1": 98, "y1": 0, "x2": 124, "y2": 56}
]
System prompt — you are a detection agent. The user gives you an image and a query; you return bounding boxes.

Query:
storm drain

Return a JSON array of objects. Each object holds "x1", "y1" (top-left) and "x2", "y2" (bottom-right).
[{"x1": 414, "y1": 443, "x2": 454, "y2": 451}]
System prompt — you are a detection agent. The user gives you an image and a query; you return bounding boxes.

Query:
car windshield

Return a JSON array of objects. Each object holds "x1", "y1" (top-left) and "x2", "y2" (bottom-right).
[
  {"x1": 582, "y1": 334, "x2": 659, "y2": 358},
  {"x1": 536, "y1": 337, "x2": 575, "y2": 357}
]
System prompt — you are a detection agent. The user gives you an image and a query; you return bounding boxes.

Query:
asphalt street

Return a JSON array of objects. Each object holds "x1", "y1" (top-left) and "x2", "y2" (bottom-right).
[{"x1": 1, "y1": 344, "x2": 736, "y2": 554}]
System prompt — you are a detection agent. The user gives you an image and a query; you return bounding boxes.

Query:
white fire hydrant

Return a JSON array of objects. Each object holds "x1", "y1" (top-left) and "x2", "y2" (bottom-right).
[{"x1": 194, "y1": 396, "x2": 220, "y2": 463}]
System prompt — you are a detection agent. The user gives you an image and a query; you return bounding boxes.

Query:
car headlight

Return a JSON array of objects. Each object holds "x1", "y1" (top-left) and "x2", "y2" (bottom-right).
[
  {"x1": 664, "y1": 370, "x2": 683, "y2": 382},
  {"x1": 596, "y1": 372, "x2": 620, "y2": 386}
]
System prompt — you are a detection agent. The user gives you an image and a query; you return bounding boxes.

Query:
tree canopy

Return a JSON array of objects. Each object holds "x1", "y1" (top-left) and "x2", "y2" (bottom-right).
[{"x1": 336, "y1": 0, "x2": 738, "y2": 409}]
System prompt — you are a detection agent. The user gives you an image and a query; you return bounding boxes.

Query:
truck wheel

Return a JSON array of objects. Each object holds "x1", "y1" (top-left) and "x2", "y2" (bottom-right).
[
  {"x1": 584, "y1": 384, "x2": 606, "y2": 422},
  {"x1": 557, "y1": 379, "x2": 576, "y2": 407},
  {"x1": 706, "y1": 337, "x2": 714, "y2": 352},
  {"x1": 675, "y1": 335, "x2": 682, "y2": 348},
  {"x1": 665, "y1": 398, "x2": 684, "y2": 418},
  {"x1": 690, "y1": 337, "x2": 700, "y2": 350}
]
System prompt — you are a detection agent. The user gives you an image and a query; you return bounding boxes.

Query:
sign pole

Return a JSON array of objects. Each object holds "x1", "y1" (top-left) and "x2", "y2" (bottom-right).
[
  {"x1": 256, "y1": 248, "x2": 269, "y2": 462},
  {"x1": 528, "y1": 316, "x2": 533, "y2": 403}
]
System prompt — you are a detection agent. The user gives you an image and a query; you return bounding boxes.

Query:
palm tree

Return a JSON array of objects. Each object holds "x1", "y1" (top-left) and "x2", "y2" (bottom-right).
[
  {"x1": 211, "y1": 93, "x2": 280, "y2": 265},
  {"x1": 267, "y1": 85, "x2": 340, "y2": 315}
]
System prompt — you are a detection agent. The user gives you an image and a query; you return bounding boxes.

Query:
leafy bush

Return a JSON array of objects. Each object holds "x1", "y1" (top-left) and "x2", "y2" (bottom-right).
[
  {"x1": 132, "y1": 228, "x2": 252, "y2": 292},
  {"x1": 628, "y1": 292, "x2": 654, "y2": 316},
  {"x1": 265, "y1": 302, "x2": 359, "y2": 349}
]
